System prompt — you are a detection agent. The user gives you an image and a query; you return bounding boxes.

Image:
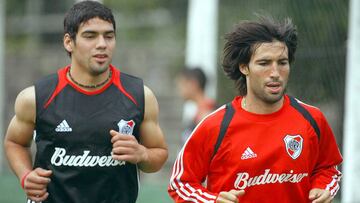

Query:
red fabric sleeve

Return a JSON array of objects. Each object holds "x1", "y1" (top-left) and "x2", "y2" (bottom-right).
[
  {"x1": 310, "y1": 112, "x2": 342, "y2": 196},
  {"x1": 168, "y1": 111, "x2": 222, "y2": 203}
]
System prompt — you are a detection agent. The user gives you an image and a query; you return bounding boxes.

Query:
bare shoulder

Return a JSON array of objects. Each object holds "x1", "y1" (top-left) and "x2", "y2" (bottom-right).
[
  {"x1": 5, "y1": 86, "x2": 36, "y2": 146},
  {"x1": 143, "y1": 85, "x2": 159, "y2": 119},
  {"x1": 144, "y1": 85, "x2": 157, "y2": 101},
  {"x1": 15, "y1": 86, "x2": 36, "y2": 123}
]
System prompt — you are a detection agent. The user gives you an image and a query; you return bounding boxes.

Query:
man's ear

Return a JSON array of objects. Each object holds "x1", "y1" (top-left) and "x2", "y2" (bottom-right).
[
  {"x1": 239, "y1": 64, "x2": 249, "y2": 75},
  {"x1": 63, "y1": 33, "x2": 73, "y2": 53}
]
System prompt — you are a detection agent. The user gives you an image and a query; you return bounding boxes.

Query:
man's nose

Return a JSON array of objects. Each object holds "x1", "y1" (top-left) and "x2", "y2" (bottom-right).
[
  {"x1": 269, "y1": 62, "x2": 280, "y2": 78},
  {"x1": 96, "y1": 36, "x2": 107, "y2": 48}
]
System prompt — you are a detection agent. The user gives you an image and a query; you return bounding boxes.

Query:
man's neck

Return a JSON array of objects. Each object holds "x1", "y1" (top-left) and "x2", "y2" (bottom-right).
[
  {"x1": 242, "y1": 95, "x2": 284, "y2": 114},
  {"x1": 67, "y1": 65, "x2": 111, "y2": 91}
]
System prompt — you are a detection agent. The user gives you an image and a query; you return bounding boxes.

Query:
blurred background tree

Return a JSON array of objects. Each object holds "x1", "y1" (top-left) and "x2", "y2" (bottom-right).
[{"x1": 1, "y1": 0, "x2": 348, "y2": 202}]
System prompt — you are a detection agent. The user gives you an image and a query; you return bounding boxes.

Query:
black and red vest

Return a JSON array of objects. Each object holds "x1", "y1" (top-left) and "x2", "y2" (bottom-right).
[{"x1": 32, "y1": 64, "x2": 144, "y2": 203}]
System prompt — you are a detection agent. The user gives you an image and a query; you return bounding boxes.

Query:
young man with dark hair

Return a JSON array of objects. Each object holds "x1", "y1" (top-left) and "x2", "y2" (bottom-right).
[
  {"x1": 176, "y1": 67, "x2": 216, "y2": 144},
  {"x1": 4, "y1": 1, "x2": 168, "y2": 203},
  {"x1": 179, "y1": 68, "x2": 207, "y2": 91},
  {"x1": 169, "y1": 17, "x2": 342, "y2": 203}
]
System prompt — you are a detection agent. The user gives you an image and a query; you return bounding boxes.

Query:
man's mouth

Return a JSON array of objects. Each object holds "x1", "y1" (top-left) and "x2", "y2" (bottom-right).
[
  {"x1": 93, "y1": 54, "x2": 108, "y2": 63},
  {"x1": 266, "y1": 82, "x2": 282, "y2": 94}
]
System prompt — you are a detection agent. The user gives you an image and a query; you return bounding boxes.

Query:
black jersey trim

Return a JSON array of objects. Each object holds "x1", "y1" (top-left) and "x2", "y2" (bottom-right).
[
  {"x1": 212, "y1": 103, "x2": 235, "y2": 158},
  {"x1": 43, "y1": 67, "x2": 69, "y2": 108},
  {"x1": 113, "y1": 68, "x2": 139, "y2": 106},
  {"x1": 289, "y1": 96, "x2": 320, "y2": 139}
]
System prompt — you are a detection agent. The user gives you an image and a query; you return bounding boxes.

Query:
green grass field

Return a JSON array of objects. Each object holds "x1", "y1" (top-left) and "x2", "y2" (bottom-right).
[{"x1": 0, "y1": 172, "x2": 172, "y2": 203}]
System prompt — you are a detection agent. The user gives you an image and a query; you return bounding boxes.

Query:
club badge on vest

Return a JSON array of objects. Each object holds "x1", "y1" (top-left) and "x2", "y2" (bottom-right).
[
  {"x1": 284, "y1": 134, "x2": 303, "y2": 159},
  {"x1": 117, "y1": 119, "x2": 135, "y2": 135}
]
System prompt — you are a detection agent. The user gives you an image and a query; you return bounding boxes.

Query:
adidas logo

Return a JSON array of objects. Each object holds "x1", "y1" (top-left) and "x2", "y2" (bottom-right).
[
  {"x1": 241, "y1": 147, "x2": 257, "y2": 160},
  {"x1": 55, "y1": 120, "x2": 72, "y2": 132}
]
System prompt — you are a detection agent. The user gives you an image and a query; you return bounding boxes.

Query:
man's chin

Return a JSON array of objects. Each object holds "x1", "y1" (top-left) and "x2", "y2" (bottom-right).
[
  {"x1": 264, "y1": 92, "x2": 285, "y2": 104},
  {"x1": 89, "y1": 64, "x2": 110, "y2": 76}
]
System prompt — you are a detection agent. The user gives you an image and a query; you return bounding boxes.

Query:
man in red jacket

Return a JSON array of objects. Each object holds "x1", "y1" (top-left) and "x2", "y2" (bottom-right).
[{"x1": 168, "y1": 16, "x2": 342, "y2": 203}]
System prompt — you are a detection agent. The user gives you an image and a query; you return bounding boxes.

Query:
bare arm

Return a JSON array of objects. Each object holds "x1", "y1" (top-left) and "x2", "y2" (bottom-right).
[
  {"x1": 110, "y1": 86, "x2": 168, "y2": 173},
  {"x1": 4, "y1": 86, "x2": 52, "y2": 202},
  {"x1": 137, "y1": 86, "x2": 168, "y2": 172},
  {"x1": 4, "y1": 86, "x2": 36, "y2": 179}
]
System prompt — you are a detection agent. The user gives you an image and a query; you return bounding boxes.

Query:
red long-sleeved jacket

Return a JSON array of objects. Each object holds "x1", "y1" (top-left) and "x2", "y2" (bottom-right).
[{"x1": 169, "y1": 95, "x2": 342, "y2": 203}]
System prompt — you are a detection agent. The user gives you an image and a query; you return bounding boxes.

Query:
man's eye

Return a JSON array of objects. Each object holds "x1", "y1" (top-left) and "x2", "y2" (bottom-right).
[
  {"x1": 105, "y1": 34, "x2": 115, "y2": 39},
  {"x1": 279, "y1": 61, "x2": 289, "y2": 65},
  {"x1": 84, "y1": 35, "x2": 95, "y2": 39},
  {"x1": 259, "y1": 62, "x2": 268, "y2": 66}
]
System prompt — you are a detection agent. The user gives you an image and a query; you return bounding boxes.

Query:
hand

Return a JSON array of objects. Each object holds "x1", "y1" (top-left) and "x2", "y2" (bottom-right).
[
  {"x1": 216, "y1": 189, "x2": 245, "y2": 203},
  {"x1": 23, "y1": 168, "x2": 52, "y2": 202},
  {"x1": 309, "y1": 188, "x2": 333, "y2": 203},
  {"x1": 110, "y1": 130, "x2": 148, "y2": 164}
]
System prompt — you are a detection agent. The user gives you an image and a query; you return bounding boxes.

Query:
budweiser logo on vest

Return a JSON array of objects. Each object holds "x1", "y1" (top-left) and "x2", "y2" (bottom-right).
[
  {"x1": 51, "y1": 147, "x2": 126, "y2": 167},
  {"x1": 234, "y1": 169, "x2": 308, "y2": 189}
]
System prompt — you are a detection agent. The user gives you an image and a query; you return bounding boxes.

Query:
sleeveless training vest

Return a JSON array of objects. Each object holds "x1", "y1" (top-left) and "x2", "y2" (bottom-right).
[{"x1": 32, "y1": 65, "x2": 144, "y2": 203}]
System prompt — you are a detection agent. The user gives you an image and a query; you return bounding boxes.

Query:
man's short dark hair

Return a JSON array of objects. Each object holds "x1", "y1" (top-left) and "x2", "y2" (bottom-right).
[
  {"x1": 64, "y1": 1, "x2": 116, "y2": 41},
  {"x1": 222, "y1": 16, "x2": 297, "y2": 96},
  {"x1": 180, "y1": 67, "x2": 207, "y2": 91}
]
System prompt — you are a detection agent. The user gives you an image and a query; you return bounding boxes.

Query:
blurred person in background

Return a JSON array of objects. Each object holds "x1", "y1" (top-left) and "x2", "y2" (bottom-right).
[
  {"x1": 176, "y1": 67, "x2": 216, "y2": 145},
  {"x1": 169, "y1": 16, "x2": 342, "y2": 203},
  {"x1": 3, "y1": 1, "x2": 168, "y2": 203}
]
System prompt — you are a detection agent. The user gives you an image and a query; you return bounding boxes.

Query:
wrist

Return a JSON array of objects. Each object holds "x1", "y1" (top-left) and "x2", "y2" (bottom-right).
[
  {"x1": 20, "y1": 170, "x2": 32, "y2": 189},
  {"x1": 140, "y1": 146, "x2": 150, "y2": 164}
]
